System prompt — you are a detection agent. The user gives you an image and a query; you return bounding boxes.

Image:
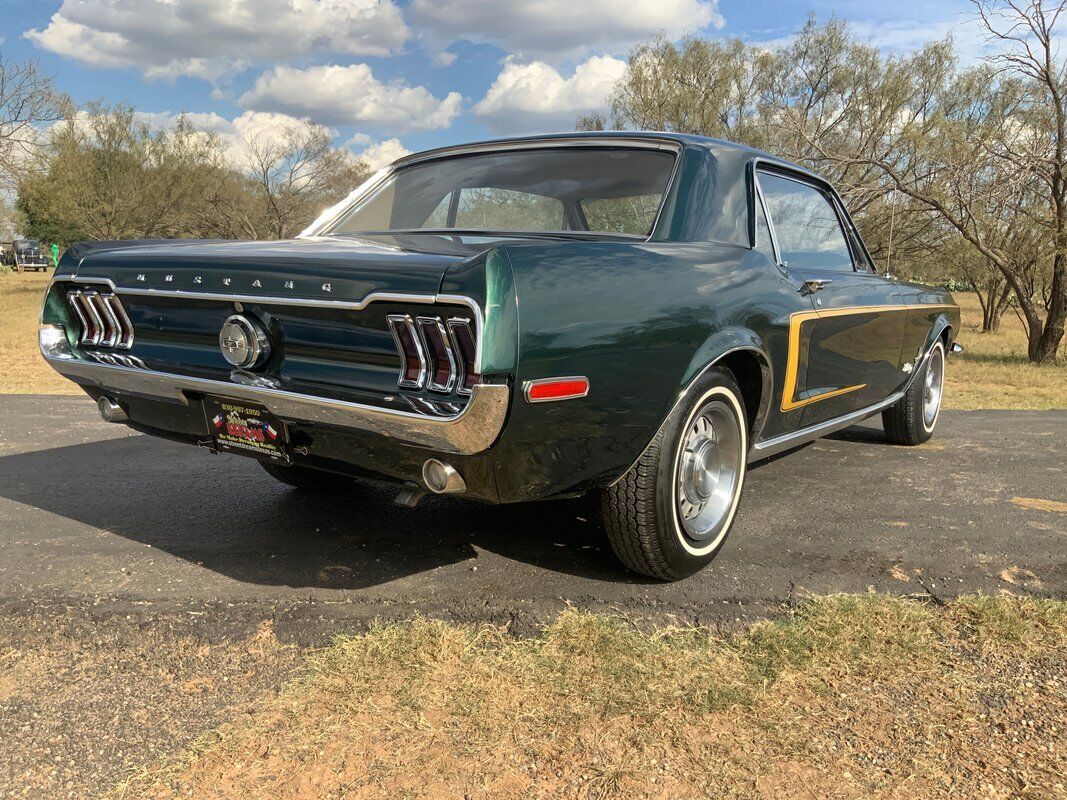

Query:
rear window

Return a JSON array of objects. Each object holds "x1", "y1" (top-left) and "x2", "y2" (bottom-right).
[{"x1": 327, "y1": 146, "x2": 676, "y2": 238}]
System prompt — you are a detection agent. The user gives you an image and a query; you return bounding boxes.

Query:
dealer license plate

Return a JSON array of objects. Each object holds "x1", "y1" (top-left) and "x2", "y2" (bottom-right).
[{"x1": 204, "y1": 396, "x2": 290, "y2": 462}]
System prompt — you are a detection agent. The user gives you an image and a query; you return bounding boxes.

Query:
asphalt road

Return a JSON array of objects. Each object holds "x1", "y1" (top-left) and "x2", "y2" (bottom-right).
[{"x1": 0, "y1": 396, "x2": 1064, "y2": 636}]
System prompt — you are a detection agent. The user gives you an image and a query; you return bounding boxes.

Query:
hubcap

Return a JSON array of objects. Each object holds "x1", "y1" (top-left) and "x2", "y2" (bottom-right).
[
  {"x1": 676, "y1": 399, "x2": 743, "y2": 542},
  {"x1": 923, "y1": 346, "x2": 944, "y2": 429}
]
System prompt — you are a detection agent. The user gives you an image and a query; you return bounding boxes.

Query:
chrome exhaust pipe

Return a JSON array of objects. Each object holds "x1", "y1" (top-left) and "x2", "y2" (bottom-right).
[
  {"x1": 97, "y1": 396, "x2": 127, "y2": 423},
  {"x1": 422, "y1": 458, "x2": 466, "y2": 494}
]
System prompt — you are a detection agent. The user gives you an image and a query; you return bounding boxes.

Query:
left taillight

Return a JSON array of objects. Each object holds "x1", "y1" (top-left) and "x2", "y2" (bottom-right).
[{"x1": 66, "y1": 289, "x2": 134, "y2": 350}]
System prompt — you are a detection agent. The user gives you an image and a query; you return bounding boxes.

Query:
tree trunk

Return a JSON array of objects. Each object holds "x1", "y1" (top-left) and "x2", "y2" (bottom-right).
[
  {"x1": 1031, "y1": 254, "x2": 1066, "y2": 363},
  {"x1": 987, "y1": 282, "x2": 1013, "y2": 333}
]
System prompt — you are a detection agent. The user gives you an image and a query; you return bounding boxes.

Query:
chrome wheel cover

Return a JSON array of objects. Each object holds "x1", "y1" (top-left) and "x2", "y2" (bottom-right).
[
  {"x1": 923, "y1": 345, "x2": 945, "y2": 430},
  {"x1": 676, "y1": 398, "x2": 743, "y2": 543}
]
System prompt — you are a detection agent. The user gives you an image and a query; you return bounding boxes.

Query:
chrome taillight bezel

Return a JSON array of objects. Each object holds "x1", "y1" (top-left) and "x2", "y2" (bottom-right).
[
  {"x1": 387, "y1": 311, "x2": 478, "y2": 396},
  {"x1": 66, "y1": 289, "x2": 135, "y2": 350}
]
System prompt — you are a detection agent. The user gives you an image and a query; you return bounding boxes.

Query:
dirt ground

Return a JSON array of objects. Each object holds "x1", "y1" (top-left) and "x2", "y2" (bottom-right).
[
  {"x1": 112, "y1": 597, "x2": 1067, "y2": 800},
  {"x1": 0, "y1": 602, "x2": 305, "y2": 799}
]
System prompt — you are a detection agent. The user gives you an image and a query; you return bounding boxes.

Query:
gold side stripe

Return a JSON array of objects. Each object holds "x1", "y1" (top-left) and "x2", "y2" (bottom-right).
[{"x1": 780, "y1": 303, "x2": 956, "y2": 413}]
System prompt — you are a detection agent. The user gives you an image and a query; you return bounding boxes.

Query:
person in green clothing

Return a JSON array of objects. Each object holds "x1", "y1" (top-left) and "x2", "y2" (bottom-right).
[{"x1": 51, "y1": 242, "x2": 59, "y2": 268}]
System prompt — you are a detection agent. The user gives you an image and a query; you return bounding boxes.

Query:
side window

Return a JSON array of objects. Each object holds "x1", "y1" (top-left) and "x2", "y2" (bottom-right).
[
  {"x1": 753, "y1": 191, "x2": 776, "y2": 262},
  {"x1": 757, "y1": 171, "x2": 854, "y2": 271}
]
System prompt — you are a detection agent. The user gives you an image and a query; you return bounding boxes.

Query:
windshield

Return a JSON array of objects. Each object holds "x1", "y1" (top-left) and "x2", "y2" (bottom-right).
[
  {"x1": 326, "y1": 146, "x2": 677, "y2": 239},
  {"x1": 16, "y1": 240, "x2": 39, "y2": 250}
]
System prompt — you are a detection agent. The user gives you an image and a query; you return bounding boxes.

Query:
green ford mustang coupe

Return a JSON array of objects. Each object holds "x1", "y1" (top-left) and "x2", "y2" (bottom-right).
[{"x1": 39, "y1": 132, "x2": 960, "y2": 580}]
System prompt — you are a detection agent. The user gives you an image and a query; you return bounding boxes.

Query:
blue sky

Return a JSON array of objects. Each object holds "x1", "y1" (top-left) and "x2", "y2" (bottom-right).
[{"x1": 0, "y1": 0, "x2": 983, "y2": 168}]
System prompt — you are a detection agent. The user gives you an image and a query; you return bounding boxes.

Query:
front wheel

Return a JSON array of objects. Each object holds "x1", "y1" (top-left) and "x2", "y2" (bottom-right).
[
  {"x1": 599, "y1": 368, "x2": 748, "y2": 581},
  {"x1": 882, "y1": 340, "x2": 946, "y2": 445}
]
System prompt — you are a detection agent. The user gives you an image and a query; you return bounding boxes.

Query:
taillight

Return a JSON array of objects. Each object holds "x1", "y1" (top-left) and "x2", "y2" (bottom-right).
[
  {"x1": 387, "y1": 314, "x2": 426, "y2": 388},
  {"x1": 416, "y1": 316, "x2": 457, "y2": 393},
  {"x1": 67, "y1": 289, "x2": 134, "y2": 350},
  {"x1": 387, "y1": 312, "x2": 479, "y2": 395}
]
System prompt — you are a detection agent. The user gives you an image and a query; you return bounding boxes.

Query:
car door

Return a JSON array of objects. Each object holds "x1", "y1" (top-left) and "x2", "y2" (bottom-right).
[{"x1": 756, "y1": 167, "x2": 906, "y2": 428}]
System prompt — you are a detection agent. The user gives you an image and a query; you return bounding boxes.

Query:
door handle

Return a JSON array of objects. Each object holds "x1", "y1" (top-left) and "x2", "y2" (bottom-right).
[{"x1": 800, "y1": 279, "x2": 833, "y2": 295}]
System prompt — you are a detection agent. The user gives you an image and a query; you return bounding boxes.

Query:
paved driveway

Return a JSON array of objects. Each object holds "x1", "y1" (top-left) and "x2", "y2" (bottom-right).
[{"x1": 0, "y1": 396, "x2": 1064, "y2": 632}]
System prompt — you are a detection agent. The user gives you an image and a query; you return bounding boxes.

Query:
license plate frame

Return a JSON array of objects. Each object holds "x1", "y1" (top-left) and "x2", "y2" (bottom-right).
[{"x1": 204, "y1": 396, "x2": 290, "y2": 462}]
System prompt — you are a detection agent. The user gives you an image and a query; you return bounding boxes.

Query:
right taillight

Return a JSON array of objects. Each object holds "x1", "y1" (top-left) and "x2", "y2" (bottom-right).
[
  {"x1": 387, "y1": 312, "x2": 478, "y2": 395},
  {"x1": 447, "y1": 318, "x2": 480, "y2": 395}
]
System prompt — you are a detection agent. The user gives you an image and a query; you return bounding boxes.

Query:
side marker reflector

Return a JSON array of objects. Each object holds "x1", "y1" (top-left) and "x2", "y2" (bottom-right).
[{"x1": 524, "y1": 377, "x2": 590, "y2": 403}]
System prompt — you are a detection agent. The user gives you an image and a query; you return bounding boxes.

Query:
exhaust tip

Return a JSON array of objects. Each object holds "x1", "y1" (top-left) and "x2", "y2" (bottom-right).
[
  {"x1": 97, "y1": 396, "x2": 127, "y2": 423},
  {"x1": 422, "y1": 459, "x2": 466, "y2": 494}
]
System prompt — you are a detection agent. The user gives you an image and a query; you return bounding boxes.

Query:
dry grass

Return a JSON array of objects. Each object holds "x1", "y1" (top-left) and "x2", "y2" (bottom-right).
[
  {"x1": 1, "y1": 271, "x2": 1062, "y2": 406},
  {"x1": 946, "y1": 292, "x2": 1066, "y2": 410},
  {"x1": 0, "y1": 271, "x2": 79, "y2": 394},
  {"x1": 112, "y1": 595, "x2": 1067, "y2": 800}
]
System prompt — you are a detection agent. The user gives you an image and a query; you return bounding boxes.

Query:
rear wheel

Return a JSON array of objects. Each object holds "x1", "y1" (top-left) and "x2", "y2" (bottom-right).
[
  {"x1": 259, "y1": 461, "x2": 356, "y2": 491},
  {"x1": 599, "y1": 368, "x2": 748, "y2": 581},
  {"x1": 882, "y1": 340, "x2": 945, "y2": 445}
]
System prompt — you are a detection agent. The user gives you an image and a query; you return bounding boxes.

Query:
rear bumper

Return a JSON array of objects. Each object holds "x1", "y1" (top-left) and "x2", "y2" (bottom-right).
[{"x1": 41, "y1": 348, "x2": 510, "y2": 456}]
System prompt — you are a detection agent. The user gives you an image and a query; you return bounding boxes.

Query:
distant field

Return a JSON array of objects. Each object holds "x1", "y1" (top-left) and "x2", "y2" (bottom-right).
[
  {"x1": 947, "y1": 292, "x2": 1066, "y2": 410},
  {"x1": 1, "y1": 271, "x2": 1063, "y2": 407},
  {"x1": 0, "y1": 272, "x2": 79, "y2": 394}
]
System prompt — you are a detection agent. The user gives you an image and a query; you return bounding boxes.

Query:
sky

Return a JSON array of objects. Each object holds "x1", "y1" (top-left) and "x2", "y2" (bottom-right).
[{"x1": 0, "y1": 0, "x2": 990, "y2": 170}]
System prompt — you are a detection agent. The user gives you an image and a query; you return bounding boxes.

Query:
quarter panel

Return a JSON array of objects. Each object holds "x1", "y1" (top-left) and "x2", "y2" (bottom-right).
[{"x1": 487, "y1": 241, "x2": 806, "y2": 502}]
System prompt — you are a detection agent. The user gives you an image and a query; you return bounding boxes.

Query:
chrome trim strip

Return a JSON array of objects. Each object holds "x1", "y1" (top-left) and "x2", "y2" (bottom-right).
[
  {"x1": 416, "y1": 316, "x2": 457, "y2": 394},
  {"x1": 749, "y1": 392, "x2": 902, "y2": 461},
  {"x1": 56, "y1": 279, "x2": 486, "y2": 373},
  {"x1": 387, "y1": 314, "x2": 427, "y2": 390},
  {"x1": 40, "y1": 351, "x2": 510, "y2": 455},
  {"x1": 523, "y1": 376, "x2": 590, "y2": 403}
]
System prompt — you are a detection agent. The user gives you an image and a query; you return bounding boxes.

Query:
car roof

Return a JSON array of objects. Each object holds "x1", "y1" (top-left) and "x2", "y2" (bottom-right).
[{"x1": 393, "y1": 130, "x2": 777, "y2": 164}]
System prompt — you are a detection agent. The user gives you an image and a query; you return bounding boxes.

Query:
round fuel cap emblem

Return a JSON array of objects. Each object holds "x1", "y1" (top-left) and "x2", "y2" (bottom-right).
[{"x1": 219, "y1": 314, "x2": 269, "y2": 369}]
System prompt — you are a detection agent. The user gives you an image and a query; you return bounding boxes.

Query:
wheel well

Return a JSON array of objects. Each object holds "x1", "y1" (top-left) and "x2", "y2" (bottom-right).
[{"x1": 717, "y1": 350, "x2": 766, "y2": 436}]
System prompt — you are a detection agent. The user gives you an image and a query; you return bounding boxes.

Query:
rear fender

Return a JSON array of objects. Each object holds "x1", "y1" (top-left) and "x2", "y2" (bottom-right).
[{"x1": 677, "y1": 329, "x2": 773, "y2": 446}]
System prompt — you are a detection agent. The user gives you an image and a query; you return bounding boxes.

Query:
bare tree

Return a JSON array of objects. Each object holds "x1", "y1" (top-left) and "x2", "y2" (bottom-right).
[
  {"x1": 844, "y1": 1, "x2": 1066, "y2": 361},
  {"x1": 243, "y1": 121, "x2": 371, "y2": 240},
  {"x1": 0, "y1": 52, "x2": 69, "y2": 192}
]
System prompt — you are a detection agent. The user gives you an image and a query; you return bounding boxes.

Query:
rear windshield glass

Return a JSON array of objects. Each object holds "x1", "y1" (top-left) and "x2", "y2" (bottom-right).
[{"x1": 326, "y1": 147, "x2": 676, "y2": 238}]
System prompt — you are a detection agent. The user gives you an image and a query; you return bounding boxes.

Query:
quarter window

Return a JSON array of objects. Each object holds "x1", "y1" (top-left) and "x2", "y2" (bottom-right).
[
  {"x1": 757, "y1": 171, "x2": 853, "y2": 271},
  {"x1": 753, "y1": 191, "x2": 776, "y2": 262}
]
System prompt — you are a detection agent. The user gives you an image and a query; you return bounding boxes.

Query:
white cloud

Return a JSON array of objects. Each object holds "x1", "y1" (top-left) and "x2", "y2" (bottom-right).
[
  {"x1": 411, "y1": 0, "x2": 723, "y2": 61},
  {"x1": 239, "y1": 64, "x2": 462, "y2": 131},
  {"x1": 24, "y1": 0, "x2": 410, "y2": 81},
  {"x1": 751, "y1": 14, "x2": 997, "y2": 66},
  {"x1": 474, "y1": 56, "x2": 626, "y2": 133},
  {"x1": 347, "y1": 136, "x2": 412, "y2": 170}
]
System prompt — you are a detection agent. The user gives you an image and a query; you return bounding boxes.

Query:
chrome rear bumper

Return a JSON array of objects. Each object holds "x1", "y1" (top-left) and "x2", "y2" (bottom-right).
[{"x1": 41, "y1": 339, "x2": 509, "y2": 456}]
